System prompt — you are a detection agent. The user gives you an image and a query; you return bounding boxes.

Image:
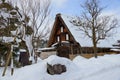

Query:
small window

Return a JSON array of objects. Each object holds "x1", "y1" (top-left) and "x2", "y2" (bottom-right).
[
  {"x1": 57, "y1": 36, "x2": 60, "y2": 42},
  {"x1": 66, "y1": 34, "x2": 69, "y2": 40},
  {"x1": 61, "y1": 27, "x2": 63, "y2": 32}
]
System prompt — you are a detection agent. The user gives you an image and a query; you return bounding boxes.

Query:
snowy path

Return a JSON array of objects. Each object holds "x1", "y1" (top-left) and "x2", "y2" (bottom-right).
[
  {"x1": 73, "y1": 54, "x2": 120, "y2": 80},
  {"x1": 81, "y1": 65, "x2": 120, "y2": 80},
  {"x1": 79, "y1": 64, "x2": 120, "y2": 80}
]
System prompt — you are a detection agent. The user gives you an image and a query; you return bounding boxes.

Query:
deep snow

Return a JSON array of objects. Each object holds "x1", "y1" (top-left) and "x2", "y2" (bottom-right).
[{"x1": 0, "y1": 54, "x2": 120, "y2": 80}]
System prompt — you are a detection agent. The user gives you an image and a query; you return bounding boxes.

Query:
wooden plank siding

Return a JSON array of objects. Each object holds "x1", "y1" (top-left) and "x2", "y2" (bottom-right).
[{"x1": 47, "y1": 14, "x2": 76, "y2": 47}]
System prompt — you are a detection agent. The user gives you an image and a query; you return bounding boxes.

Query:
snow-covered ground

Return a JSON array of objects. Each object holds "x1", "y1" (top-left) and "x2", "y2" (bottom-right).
[{"x1": 0, "y1": 54, "x2": 120, "y2": 80}]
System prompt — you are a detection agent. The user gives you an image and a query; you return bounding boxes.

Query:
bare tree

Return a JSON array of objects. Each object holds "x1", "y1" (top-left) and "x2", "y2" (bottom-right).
[
  {"x1": 18, "y1": 0, "x2": 51, "y2": 60},
  {"x1": 72, "y1": 0, "x2": 118, "y2": 58}
]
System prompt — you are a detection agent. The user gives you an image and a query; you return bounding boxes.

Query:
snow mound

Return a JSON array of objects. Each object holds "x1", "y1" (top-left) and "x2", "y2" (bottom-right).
[
  {"x1": 73, "y1": 56, "x2": 87, "y2": 63},
  {"x1": 1, "y1": 54, "x2": 120, "y2": 80},
  {"x1": 73, "y1": 55, "x2": 87, "y2": 61},
  {"x1": 42, "y1": 55, "x2": 81, "y2": 80},
  {"x1": 45, "y1": 55, "x2": 72, "y2": 65},
  {"x1": 44, "y1": 55, "x2": 79, "y2": 74},
  {"x1": 72, "y1": 55, "x2": 88, "y2": 68},
  {"x1": 0, "y1": 55, "x2": 80, "y2": 80}
]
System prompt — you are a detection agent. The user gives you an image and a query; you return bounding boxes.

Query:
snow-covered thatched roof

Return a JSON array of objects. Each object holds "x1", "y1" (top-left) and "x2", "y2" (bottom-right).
[{"x1": 58, "y1": 14, "x2": 120, "y2": 48}]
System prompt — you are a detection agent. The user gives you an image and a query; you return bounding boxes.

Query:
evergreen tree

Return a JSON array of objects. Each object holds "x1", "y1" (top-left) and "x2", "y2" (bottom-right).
[{"x1": 0, "y1": 0, "x2": 33, "y2": 66}]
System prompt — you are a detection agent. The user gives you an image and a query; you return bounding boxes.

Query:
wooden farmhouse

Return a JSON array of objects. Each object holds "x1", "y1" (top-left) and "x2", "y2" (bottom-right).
[
  {"x1": 47, "y1": 14, "x2": 81, "y2": 58},
  {"x1": 40, "y1": 13, "x2": 119, "y2": 59}
]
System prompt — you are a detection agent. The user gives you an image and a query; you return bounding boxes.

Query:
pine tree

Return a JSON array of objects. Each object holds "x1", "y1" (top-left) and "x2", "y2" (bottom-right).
[
  {"x1": 2, "y1": 0, "x2": 5, "y2": 3},
  {"x1": 0, "y1": 0, "x2": 33, "y2": 66}
]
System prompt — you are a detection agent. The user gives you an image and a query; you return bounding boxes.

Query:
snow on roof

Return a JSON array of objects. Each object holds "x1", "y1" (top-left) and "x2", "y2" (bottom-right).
[
  {"x1": 60, "y1": 14, "x2": 120, "y2": 48},
  {"x1": 51, "y1": 41, "x2": 69, "y2": 47},
  {"x1": 38, "y1": 47, "x2": 55, "y2": 51},
  {"x1": 20, "y1": 49, "x2": 26, "y2": 52},
  {"x1": 111, "y1": 48, "x2": 120, "y2": 52}
]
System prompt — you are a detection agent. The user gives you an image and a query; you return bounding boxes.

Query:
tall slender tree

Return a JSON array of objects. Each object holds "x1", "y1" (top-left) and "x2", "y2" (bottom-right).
[
  {"x1": 72, "y1": 0, "x2": 118, "y2": 58},
  {"x1": 18, "y1": 0, "x2": 51, "y2": 62}
]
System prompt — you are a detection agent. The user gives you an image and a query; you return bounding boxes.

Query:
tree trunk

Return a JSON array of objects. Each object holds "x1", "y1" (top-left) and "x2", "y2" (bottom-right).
[
  {"x1": 92, "y1": 27, "x2": 97, "y2": 58},
  {"x1": 92, "y1": 17, "x2": 98, "y2": 58},
  {"x1": 93, "y1": 42, "x2": 97, "y2": 58}
]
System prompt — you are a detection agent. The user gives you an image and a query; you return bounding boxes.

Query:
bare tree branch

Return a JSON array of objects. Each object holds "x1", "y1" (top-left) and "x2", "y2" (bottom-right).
[
  {"x1": 72, "y1": 0, "x2": 119, "y2": 58},
  {"x1": 18, "y1": 0, "x2": 51, "y2": 59}
]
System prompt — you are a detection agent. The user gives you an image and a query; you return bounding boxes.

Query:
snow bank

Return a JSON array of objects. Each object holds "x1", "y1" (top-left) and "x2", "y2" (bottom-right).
[
  {"x1": 72, "y1": 54, "x2": 120, "y2": 80},
  {"x1": 0, "y1": 54, "x2": 120, "y2": 80},
  {"x1": 73, "y1": 56, "x2": 88, "y2": 65}
]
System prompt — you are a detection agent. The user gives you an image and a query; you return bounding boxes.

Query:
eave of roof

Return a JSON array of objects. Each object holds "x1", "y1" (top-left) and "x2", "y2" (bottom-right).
[{"x1": 60, "y1": 14, "x2": 120, "y2": 48}]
